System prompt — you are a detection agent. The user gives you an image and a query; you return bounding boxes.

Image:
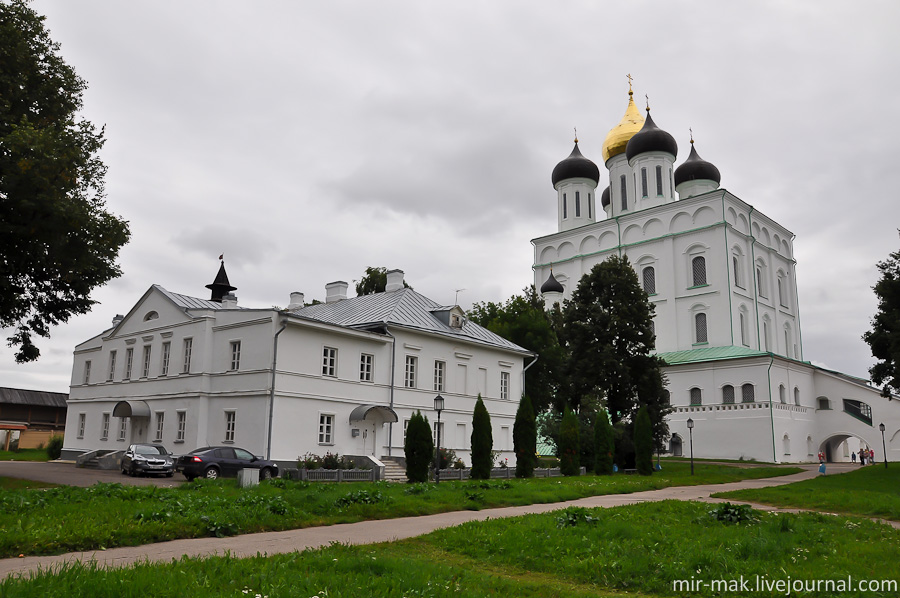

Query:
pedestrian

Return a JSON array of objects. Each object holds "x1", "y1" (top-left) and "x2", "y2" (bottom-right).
[
  {"x1": 860, "y1": 449, "x2": 867, "y2": 466},
  {"x1": 870, "y1": 449, "x2": 875, "y2": 464},
  {"x1": 818, "y1": 461, "x2": 826, "y2": 476},
  {"x1": 851, "y1": 451, "x2": 856, "y2": 463}
]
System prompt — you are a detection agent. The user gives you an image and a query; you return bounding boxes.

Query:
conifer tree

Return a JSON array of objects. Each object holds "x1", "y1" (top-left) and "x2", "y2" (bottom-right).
[
  {"x1": 513, "y1": 395, "x2": 536, "y2": 478},
  {"x1": 593, "y1": 409, "x2": 615, "y2": 475},
  {"x1": 558, "y1": 409, "x2": 580, "y2": 476},
  {"x1": 404, "y1": 411, "x2": 433, "y2": 483},
  {"x1": 634, "y1": 406, "x2": 653, "y2": 476},
  {"x1": 470, "y1": 395, "x2": 493, "y2": 479}
]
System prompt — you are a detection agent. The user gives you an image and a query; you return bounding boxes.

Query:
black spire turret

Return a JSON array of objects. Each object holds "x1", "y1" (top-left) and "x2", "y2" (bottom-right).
[{"x1": 206, "y1": 259, "x2": 237, "y2": 303}]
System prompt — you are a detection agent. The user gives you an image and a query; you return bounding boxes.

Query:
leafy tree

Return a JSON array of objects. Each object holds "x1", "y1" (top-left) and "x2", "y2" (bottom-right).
[
  {"x1": 560, "y1": 255, "x2": 668, "y2": 426},
  {"x1": 593, "y1": 409, "x2": 614, "y2": 475},
  {"x1": 468, "y1": 286, "x2": 566, "y2": 413},
  {"x1": 354, "y1": 266, "x2": 410, "y2": 296},
  {"x1": 863, "y1": 233, "x2": 900, "y2": 397},
  {"x1": 470, "y1": 395, "x2": 493, "y2": 479},
  {"x1": 1, "y1": 0, "x2": 130, "y2": 362},
  {"x1": 513, "y1": 395, "x2": 536, "y2": 478},
  {"x1": 404, "y1": 411, "x2": 433, "y2": 483},
  {"x1": 634, "y1": 406, "x2": 653, "y2": 476},
  {"x1": 558, "y1": 409, "x2": 580, "y2": 476}
]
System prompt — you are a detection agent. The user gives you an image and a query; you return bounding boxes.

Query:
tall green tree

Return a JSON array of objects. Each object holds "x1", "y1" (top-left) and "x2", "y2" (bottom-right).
[
  {"x1": 1, "y1": 0, "x2": 130, "y2": 362},
  {"x1": 634, "y1": 406, "x2": 653, "y2": 476},
  {"x1": 468, "y1": 286, "x2": 565, "y2": 413},
  {"x1": 558, "y1": 409, "x2": 580, "y2": 476},
  {"x1": 593, "y1": 409, "x2": 614, "y2": 475},
  {"x1": 404, "y1": 411, "x2": 433, "y2": 483},
  {"x1": 513, "y1": 395, "x2": 536, "y2": 478},
  {"x1": 863, "y1": 233, "x2": 900, "y2": 397},
  {"x1": 470, "y1": 395, "x2": 493, "y2": 479},
  {"x1": 354, "y1": 266, "x2": 410, "y2": 296}
]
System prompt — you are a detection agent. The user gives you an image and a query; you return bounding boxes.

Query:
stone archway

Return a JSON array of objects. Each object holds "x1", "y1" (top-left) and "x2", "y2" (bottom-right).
[{"x1": 818, "y1": 433, "x2": 871, "y2": 464}]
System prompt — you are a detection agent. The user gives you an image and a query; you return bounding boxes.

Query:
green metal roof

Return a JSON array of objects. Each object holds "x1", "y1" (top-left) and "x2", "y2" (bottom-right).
[{"x1": 656, "y1": 345, "x2": 768, "y2": 365}]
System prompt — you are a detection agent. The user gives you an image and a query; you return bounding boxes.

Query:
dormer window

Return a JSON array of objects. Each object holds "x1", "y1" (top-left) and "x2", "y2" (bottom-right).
[{"x1": 431, "y1": 306, "x2": 466, "y2": 329}]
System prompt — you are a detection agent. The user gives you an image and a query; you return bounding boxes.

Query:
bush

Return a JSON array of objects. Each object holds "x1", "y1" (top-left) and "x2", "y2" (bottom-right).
[
  {"x1": 470, "y1": 395, "x2": 493, "y2": 479},
  {"x1": 46, "y1": 435, "x2": 64, "y2": 460},
  {"x1": 435, "y1": 447, "x2": 457, "y2": 469},
  {"x1": 708, "y1": 502, "x2": 759, "y2": 524},
  {"x1": 634, "y1": 406, "x2": 653, "y2": 476},
  {"x1": 404, "y1": 411, "x2": 434, "y2": 483},
  {"x1": 513, "y1": 395, "x2": 536, "y2": 478},
  {"x1": 558, "y1": 409, "x2": 580, "y2": 476},
  {"x1": 593, "y1": 409, "x2": 614, "y2": 475}
]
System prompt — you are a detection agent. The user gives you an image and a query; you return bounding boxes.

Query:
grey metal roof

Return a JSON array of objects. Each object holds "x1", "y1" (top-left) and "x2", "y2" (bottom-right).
[
  {"x1": 0, "y1": 387, "x2": 68, "y2": 408},
  {"x1": 154, "y1": 285, "x2": 238, "y2": 310},
  {"x1": 293, "y1": 289, "x2": 530, "y2": 354}
]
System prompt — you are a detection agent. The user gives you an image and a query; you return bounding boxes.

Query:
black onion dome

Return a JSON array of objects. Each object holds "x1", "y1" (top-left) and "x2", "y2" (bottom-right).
[
  {"x1": 551, "y1": 142, "x2": 600, "y2": 187},
  {"x1": 600, "y1": 185, "x2": 610, "y2": 208},
  {"x1": 674, "y1": 143, "x2": 721, "y2": 186},
  {"x1": 540, "y1": 271, "x2": 564, "y2": 294},
  {"x1": 625, "y1": 112, "x2": 678, "y2": 161}
]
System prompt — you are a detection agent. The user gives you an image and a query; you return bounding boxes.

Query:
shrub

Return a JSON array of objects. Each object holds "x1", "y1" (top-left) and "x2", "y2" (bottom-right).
[
  {"x1": 556, "y1": 506, "x2": 599, "y2": 528},
  {"x1": 46, "y1": 435, "x2": 64, "y2": 460},
  {"x1": 634, "y1": 406, "x2": 653, "y2": 476},
  {"x1": 558, "y1": 409, "x2": 580, "y2": 476},
  {"x1": 593, "y1": 409, "x2": 614, "y2": 475},
  {"x1": 404, "y1": 411, "x2": 434, "y2": 483},
  {"x1": 435, "y1": 447, "x2": 457, "y2": 469},
  {"x1": 513, "y1": 395, "x2": 536, "y2": 478},
  {"x1": 298, "y1": 453, "x2": 322, "y2": 470},
  {"x1": 708, "y1": 502, "x2": 759, "y2": 524},
  {"x1": 470, "y1": 395, "x2": 493, "y2": 479}
]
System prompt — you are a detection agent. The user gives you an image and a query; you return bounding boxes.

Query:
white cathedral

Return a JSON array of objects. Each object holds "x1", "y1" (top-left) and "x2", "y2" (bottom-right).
[{"x1": 533, "y1": 85, "x2": 900, "y2": 463}]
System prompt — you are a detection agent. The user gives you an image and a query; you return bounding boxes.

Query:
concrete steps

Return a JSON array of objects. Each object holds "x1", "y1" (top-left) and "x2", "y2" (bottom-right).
[{"x1": 380, "y1": 457, "x2": 408, "y2": 483}]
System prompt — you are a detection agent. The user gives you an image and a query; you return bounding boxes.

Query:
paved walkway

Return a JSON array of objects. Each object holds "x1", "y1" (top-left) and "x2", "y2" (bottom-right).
[{"x1": 2, "y1": 463, "x2": 892, "y2": 580}]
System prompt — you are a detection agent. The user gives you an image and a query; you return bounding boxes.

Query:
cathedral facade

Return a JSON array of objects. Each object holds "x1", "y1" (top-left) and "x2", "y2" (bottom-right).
[{"x1": 533, "y1": 86, "x2": 900, "y2": 463}]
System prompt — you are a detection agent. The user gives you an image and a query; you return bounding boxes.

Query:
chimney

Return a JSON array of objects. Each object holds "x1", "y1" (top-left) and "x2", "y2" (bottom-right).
[
  {"x1": 112, "y1": 314, "x2": 124, "y2": 327},
  {"x1": 287, "y1": 291, "x2": 305, "y2": 310},
  {"x1": 325, "y1": 281, "x2": 348, "y2": 303},
  {"x1": 221, "y1": 293, "x2": 238, "y2": 309},
  {"x1": 385, "y1": 269, "x2": 405, "y2": 292}
]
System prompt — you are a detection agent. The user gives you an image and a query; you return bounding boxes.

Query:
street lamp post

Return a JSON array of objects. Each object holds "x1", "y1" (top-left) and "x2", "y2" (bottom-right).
[
  {"x1": 880, "y1": 422, "x2": 887, "y2": 469},
  {"x1": 686, "y1": 418, "x2": 695, "y2": 476},
  {"x1": 434, "y1": 395, "x2": 445, "y2": 483}
]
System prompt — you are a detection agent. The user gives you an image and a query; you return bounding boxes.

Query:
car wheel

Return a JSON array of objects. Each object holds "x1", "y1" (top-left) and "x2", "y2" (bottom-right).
[
  {"x1": 166, "y1": 472, "x2": 174, "y2": 478},
  {"x1": 129, "y1": 466, "x2": 137, "y2": 477},
  {"x1": 121, "y1": 468, "x2": 128, "y2": 475},
  {"x1": 203, "y1": 467, "x2": 219, "y2": 480},
  {"x1": 184, "y1": 474, "x2": 195, "y2": 482},
  {"x1": 260, "y1": 467, "x2": 273, "y2": 480}
]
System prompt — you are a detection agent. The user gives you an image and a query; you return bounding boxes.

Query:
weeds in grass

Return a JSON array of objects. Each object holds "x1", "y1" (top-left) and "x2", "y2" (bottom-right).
[{"x1": 707, "y1": 501, "x2": 759, "y2": 524}]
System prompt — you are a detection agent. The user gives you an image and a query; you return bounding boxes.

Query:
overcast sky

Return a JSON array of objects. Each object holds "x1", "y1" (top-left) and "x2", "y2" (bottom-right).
[{"x1": 4, "y1": 0, "x2": 899, "y2": 393}]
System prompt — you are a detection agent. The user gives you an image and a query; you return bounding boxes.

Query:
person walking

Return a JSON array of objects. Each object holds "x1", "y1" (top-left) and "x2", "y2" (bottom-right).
[{"x1": 851, "y1": 451, "x2": 857, "y2": 463}]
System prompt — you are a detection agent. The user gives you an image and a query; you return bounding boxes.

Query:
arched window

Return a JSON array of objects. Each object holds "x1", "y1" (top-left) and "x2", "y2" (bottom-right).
[
  {"x1": 783, "y1": 434, "x2": 791, "y2": 456},
  {"x1": 575, "y1": 191, "x2": 581, "y2": 217},
  {"x1": 794, "y1": 387, "x2": 801, "y2": 406},
  {"x1": 655, "y1": 165, "x2": 663, "y2": 196},
  {"x1": 143, "y1": 311, "x2": 159, "y2": 321},
  {"x1": 690, "y1": 387, "x2": 702, "y2": 406},
  {"x1": 588, "y1": 193, "x2": 592, "y2": 218},
  {"x1": 741, "y1": 383, "x2": 755, "y2": 403},
  {"x1": 562, "y1": 193, "x2": 567, "y2": 219},
  {"x1": 763, "y1": 320, "x2": 770, "y2": 351},
  {"x1": 779, "y1": 384, "x2": 786, "y2": 404},
  {"x1": 722, "y1": 385, "x2": 735, "y2": 404},
  {"x1": 641, "y1": 168, "x2": 648, "y2": 197},
  {"x1": 784, "y1": 326, "x2": 793, "y2": 359},
  {"x1": 777, "y1": 274, "x2": 788, "y2": 307},
  {"x1": 691, "y1": 256, "x2": 707, "y2": 287},
  {"x1": 695, "y1": 312, "x2": 708, "y2": 344},
  {"x1": 669, "y1": 168, "x2": 674, "y2": 198},
  {"x1": 642, "y1": 266, "x2": 656, "y2": 295},
  {"x1": 740, "y1": 312, "x2": 748, "y2": 346},
  {"x1": 732, "y1": 254, "x2": 744, "y2": 288},
  {"x1": 620, "y1": 175, "x2": 628, "y2": 211}
]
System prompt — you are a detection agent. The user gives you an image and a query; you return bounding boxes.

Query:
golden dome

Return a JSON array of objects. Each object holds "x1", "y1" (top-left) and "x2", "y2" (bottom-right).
[{"x1": 601, "y1": 91, "x2": 645, "y2": 163}]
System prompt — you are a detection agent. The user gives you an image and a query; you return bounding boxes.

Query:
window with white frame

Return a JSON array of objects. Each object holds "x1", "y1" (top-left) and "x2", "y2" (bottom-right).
[
  {"x1": 229, "y1": 341, "x2": 241, "y2": 371},
  {"x1": 694, "y1": 312, "x2": 708, "y2": 344},
  {"x1": 756, "y1": 262, "x2": 768, "y2": 298},
  {"x1": 124, "y1": 347, "x2": 134, "y2": 380},
  {"x1": 161, "y1": 342, "x2": 171, "y2": 376},
  {"x1": 575, "y1": 191, "x2": 581, "y2": 217},
  {"x1": 107, "y1": 351, "x2": 117, "y2": 382},
  {"x1": 322, "y1": 347, "x2": 337, "y2": 377},
  {"x1": 641, "y1": 167, "x2": 648, "y2": 197},
  {"x1": 562, "y1": 192, "x2": 567, "y2": 219},
  {"x1": 83, "y1": 360, "x2": 91, "y2": 385},
  {"x1": 642, "y1": 266, "x2": 656, "y2": 295},
  {"x1": 101, "y1": 413, "x2": 110, "y2": 440},
  {"x1": 155, "y1": 411, "x2": 165, "y2": 441},
  {"x1": 182, "y1": 338, "x2": 193, "y2": 373},
  {"x1": 620, "y1": 175, "x2": 627, "y2": 211},
  {"x1": 733, "y1": 255, "x2": 744, "y2": 288},
  {"x1": 359, "y1": 353, "x2": 374, "y2": 382},
  {"x1": 779, "y1": 384, "x2": 786, "y2": 404},
  {"x1": 141, "y1": 345, "x2": 151, "y2": 378},
  {"x1": 500, "y1": 371, "x2": 510, "y2": 400},
  {"x1": 763, "y1": 319, "x2": 771, "y2": 351},
  {"x1": 741, "y1": 383, "x2": 755, "y2": 403},
  {"x1": 778, "y1": 276, "x2": 786, "y2": 306},
  {"x1": 722, "y1": 385, "x2": 735, "y2": 404},
  {"x1": 224, "y1": 411, "x2": 236, "y2": 443},
  {"x1": 405, "y1": 355, "x2": 417, "y2": 388},
  {"x1": 318, "y1": 413, "x2": 334, "y2": 445},
  {"x1": 434, "y1": 360, "x2": 445, "y2": 392},
  {"x1": 669, "y1": 167, "x2": 674, "y2": 198},
  {"x1": 655, "y1": 165, "x2": 663, "y2": 196},
  {"x1": 784, "y1": 326, "x2": 793, "y2": 358},
  {"x1": 588, "y1": 192, "x2": 592, "y2": 218},
  {"x1": 740, "y1": 312, "x2": 748, "y2": 346},
  {"x1": 691, "y1": 255, "x2": 707, "y2": 287},
  {"x1": 176, "y1": 411, "x2": 186, "y2": 442},
  {"x1": 794, "y1": 387, "x2": 801, "y2": 406},
  {"x1": 118, "y1": 417, "x2": 127, "y2": 441},
  {"x1": 689, "y1": 387, "x2": 702, "y2": 406},
  {"x1": 77, "y1": 413, "x2": 86, "y2": 438}
]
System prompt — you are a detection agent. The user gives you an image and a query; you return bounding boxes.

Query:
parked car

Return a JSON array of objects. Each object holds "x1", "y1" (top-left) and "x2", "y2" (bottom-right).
[
  {"x1": 176, "y1": 446, "x2": 278, "y2": 481},
  {"x1": 121, "y1": 443, "x2": 176, "y2": 477}
]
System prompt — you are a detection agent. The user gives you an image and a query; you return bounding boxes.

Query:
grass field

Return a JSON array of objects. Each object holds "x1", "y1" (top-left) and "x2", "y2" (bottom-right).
[
  {"x1": 714, "y1": 464, "x2": 900, "y2": 521},
  {"x1": 0, "y1": 477, "x2": 56, "y2": 491},
  {"x1": 2, "y1": 500, "x2": 897, "y2": 597},
  {"x1": 0, "y1": 449, "x2": 50, "y2": 462},
  {"x1": 0, "y1": 462, "x2": 799, "y2": 558}
]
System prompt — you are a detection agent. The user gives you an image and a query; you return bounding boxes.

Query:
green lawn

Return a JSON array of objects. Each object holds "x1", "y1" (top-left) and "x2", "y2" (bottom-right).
[
  {"x1": 0, "y1": 449, "x2": 50, "y2": 462},
  {"x1": 2, "y1": 500, "x2": 897, "y2": 597},
  {"x1": 0, "y1": 462, "x2": 798, "y2": 558},
  {"x1": 714, "y1": 464, "x2": 900, "y2": 520},
  {"x1": 0, "y1": 477, "x2": 56, "y2": 491}
]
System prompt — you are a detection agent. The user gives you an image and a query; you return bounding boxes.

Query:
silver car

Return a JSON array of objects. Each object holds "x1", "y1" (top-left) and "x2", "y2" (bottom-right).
[{"x1": 121, "y1": 443, "x2": 176, "y2": 477}]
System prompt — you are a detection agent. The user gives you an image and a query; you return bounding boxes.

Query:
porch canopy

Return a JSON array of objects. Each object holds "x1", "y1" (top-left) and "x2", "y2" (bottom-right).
[
  {"x1": 112, "y1": 400, "x2": 151, "y2": 418},
  {"x1": 348, "y1": 404, "x2": 398, "y2": 424}
]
